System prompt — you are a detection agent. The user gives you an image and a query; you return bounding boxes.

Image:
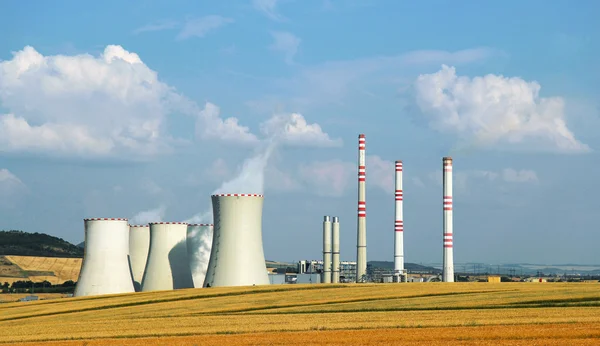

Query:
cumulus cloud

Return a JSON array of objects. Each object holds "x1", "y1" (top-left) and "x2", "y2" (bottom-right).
[
  {"x1": 196, "y1": 102, "x2": 259, "y2": 144},
  {"x1": 298, "y1": 160, "x2": 354, "y2": 197},
  {"x1": 260, "y1": 113, "x2": 342, "y2": 147},
  {"x1": 253, "y1": 0, "x2": 285, "y2": 21},
  {"x1": 269, "y1": 31, "x2": 300, "y2": 65},
  {"x1": 176, "y1": 15, "x2": 234, "y2": 40},
  {"x1": 0, "y1": 45, "x2": 180, "y2": 158},
  {"x1": 413, "y1": 65, "x2": 590, "y2": 153}
]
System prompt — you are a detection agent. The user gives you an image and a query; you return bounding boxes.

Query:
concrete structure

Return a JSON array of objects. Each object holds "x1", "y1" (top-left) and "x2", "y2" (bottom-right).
[
  {"x1": 128, "y1": 224, "x2": 150, "y2": 292},
  {"x1": 204, "y1": 194, "x2": 270, "y2": 287},
  {"x1": 297, "y1": 260, "x2": 356, "y2": 283},
  {"x1": 74, "y1": 218, "x2": 135, "y2": 297},
  {"x1": 332, "y1": 216, "x2": 340, "y2": 284},
  {"x1": 141, "y1": 222, "x2": 194, "y2": 291},
  {"x1": 356, "y1": 134, "x2": 367, "y2": 282},
  {"x1": 442, "y1": 157, "x2": 455, "y2": 282},
  {"x1": 322, "y1": 216, "x2": 332, "y2": 284},
  {"x1": 394, "y1": 160, "x2": 404, "y2": 281},
  {"x1": 186, "y1": 223, "x2": 214, "y2": 288}
]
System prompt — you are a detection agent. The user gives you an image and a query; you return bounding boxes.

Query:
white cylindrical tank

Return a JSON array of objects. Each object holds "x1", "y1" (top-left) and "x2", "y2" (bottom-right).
[
  {"x1": 356, "y1": 134, "x2": 367, "y2": 282},
  {"x1": 394, "y1": 160, "x2": 404, "y2": 280},
  {"x1": 74, "y1": 218, "x2": 135, "y2": 297},
  {"x1": 186, "y1": 223, "x2": 214, "y2": 288},
  {"x1": 322, "y1": 216, "x2": 332, "y2": 284},
  {"x1": 204, "y1": 194, "x2": 269, "y2": 287},
  {"x1": 442, "y1": 157, "x2": 455, "y2": 282},
  {"x1": 128, "y1": 224, "x2": 150, "y2": 292},
  {"x1": 141, "y1": 222, "x2": 194, "y2": 291},
  {"x1": 331, "y1": 216, "x2": 340, "y2": 284}
]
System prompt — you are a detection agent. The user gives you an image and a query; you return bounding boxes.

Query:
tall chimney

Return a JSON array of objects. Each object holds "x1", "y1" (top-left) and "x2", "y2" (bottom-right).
[
  {"x1": 322, "y1": 216, "x2": 332, "y2": 284},
  {"x1": 356, "y1": 134, "x2": 367, "y2": 282},
  {"x1": 442, "y1": 157, "x2": 454, "y2": 282},
  {"x1": 331, "y1": 216, "x2": 340, "y2": 284},
  {"x1": 394, "y1": 160, "x2": 404, "y2": 280}
]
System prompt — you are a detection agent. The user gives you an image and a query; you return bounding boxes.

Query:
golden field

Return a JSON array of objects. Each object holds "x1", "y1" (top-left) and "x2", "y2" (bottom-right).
[
  {"x1": 0, "y1": 255, "x2": 82, "y2": 284},
  {"x1": 0, "y1": 282, "x2": 599, "y2": 345}
]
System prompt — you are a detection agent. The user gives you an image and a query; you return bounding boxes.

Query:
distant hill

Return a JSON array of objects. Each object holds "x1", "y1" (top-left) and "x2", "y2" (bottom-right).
[
  {"x1": 368, "y1": 261, "x2": 442, "y2": 273},
  {"x1": 0, "y1": 230, "x2": 83, "y2": 258}
]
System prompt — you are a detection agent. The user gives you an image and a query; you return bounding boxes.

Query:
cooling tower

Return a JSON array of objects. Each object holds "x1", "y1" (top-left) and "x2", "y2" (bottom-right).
[
  {"x1": 394, "y1": 160, "x2": 404, "y2": 280},
  {"x1": 332, "y1": 216, "x2": 340, "y2": 284},
  {"x1": 141, "y1": 222, "x2": 194, "y2": 291},
  {"x1": 186, "y1": 223, "x2": 214, "y2": 288},
  {"x1": 128, "y1": 224, "x2": 150, "y2": 292},
  {"x1": 204, "y1": 194, "x2": 269, "y2": 287},
  {"x1": 322, "y1": 216, "x2": 332, "y2": 284},
  {"x1": 356, "y1": 134, "x2": 367, "y2": 282},
  {"x1": 74, "y1": 218, "x2": 135, "y2": 297},
  {"x1": 442, "y1": 157, "x2": 455, "y2": 282}
]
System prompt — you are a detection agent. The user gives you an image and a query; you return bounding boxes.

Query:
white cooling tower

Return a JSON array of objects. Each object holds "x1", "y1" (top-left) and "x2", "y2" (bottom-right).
[
  {"x1": 204, "y1": 194, "x2": 269, "y2": 287},
  {"x1": 74, "y1": 218, "x2": 135, "y2": 297},
  {"x1": 186, "y1": 223, "x2": 214, "y2": 288},
  {"x1": 141, "y1": 222, "x2": 194, "y2": 292},
  {"x1": 128, "y1": 224, "x2": 150, "y2": 292}
]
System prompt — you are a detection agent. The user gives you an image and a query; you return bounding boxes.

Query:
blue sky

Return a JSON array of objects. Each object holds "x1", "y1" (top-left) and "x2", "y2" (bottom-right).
[{"x1": 0, "y1": 0, "x2": 599, "y2": 265}]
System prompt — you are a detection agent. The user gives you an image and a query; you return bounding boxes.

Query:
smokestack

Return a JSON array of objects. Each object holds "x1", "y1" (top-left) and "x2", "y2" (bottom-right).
[
  {"x1": 142, "y1": 222, "x2": 194, "y2": 291},
  {"x1": 74, "y1": 218, "x2": 135, "y2": 297},
  {"x1": 204, "y1": 194, "x2": 270, "y2": 287},
  {"x1": 394, "y1": 160, "x2": 404, "y2": 280},
  {"x1": 187, "y1": 224, "x2": 214, "y2": 288},
  {"x1": 332, "y1": 216, "x2": 340, "y2": 284},
  {"x1": 322, "y1": 216, "x2": 332, "y2": 284},
  {"x1": 128, "y1": 224, "x2": 150, "y2": 292},
  {"x1": 443, "y1": 157, "x2": 454, "y2": 282},
  {"x1": 356, "y1": 134, "x2": 367, "y2": 282}
]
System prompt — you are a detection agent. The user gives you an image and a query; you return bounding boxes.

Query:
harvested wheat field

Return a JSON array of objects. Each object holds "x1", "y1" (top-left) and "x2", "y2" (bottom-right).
[
  {"x1": 4, "y1": 255, "x2": 82, "y2": 284},
  {"x1": 1, "y1": 282, "x2": 599, "y2": 345}
]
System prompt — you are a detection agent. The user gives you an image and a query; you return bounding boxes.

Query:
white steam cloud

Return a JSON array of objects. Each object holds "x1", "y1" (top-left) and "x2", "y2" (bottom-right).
[
  {"x1": 130, "y1": 205, "x2": 166, "y2": 225},
  {"x1": 186, "y1": 225, "x2": 213, "y2": 287}
]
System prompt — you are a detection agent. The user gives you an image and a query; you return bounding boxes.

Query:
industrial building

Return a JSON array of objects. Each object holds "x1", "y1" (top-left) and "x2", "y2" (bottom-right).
[{"x1": 297, "y1": 260, "x2": 357, "y2": 283}]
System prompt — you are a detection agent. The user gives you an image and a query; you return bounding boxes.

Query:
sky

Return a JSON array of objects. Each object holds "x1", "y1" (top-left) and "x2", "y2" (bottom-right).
[{"x1": 0, "y1": 0, "x2": 599, "y2": 265}]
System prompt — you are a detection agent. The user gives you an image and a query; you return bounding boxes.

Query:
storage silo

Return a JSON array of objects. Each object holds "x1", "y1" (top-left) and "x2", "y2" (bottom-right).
[
  {"x1": 204, "y1": 194, "x2": 269, "y2": 287},
  {"x1": 74, "y1": 218, "x2": 135, "y2": 297},
  {"x1": 141, "y1": 222, "x2": 194, "y2": 291},
  {"x1": 128, "y1": 224, "x2": 150, "y2": 292},
  {"x1": 186, "y1": 223, "x2": 214, "y2": 288}
]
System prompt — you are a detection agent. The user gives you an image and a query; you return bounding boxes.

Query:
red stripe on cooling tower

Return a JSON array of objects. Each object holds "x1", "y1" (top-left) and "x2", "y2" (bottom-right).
[
  {"x1": 150, "y1": 222, "x2": 188, "y2": 225},
  {"x1": 84, "y1": 218, "x2": 127, "y2": 221},
  {"x1": 211, "y1": 193, "x2": 264, "y2": 197},
  {"x1": 188, "y1": 224, "x2": 214, "y2": 227}
]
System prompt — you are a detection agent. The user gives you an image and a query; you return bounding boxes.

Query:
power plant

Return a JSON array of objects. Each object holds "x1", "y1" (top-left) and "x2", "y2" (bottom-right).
[
  {"x1": 74, "y1": 218, "x2": 135, "y2": 297},
  {"x1": 142, "y1": 222, "x2": 194, "y2": 291},
  {"x1": 186, "y1": 223, "x2": 214, "y2": 288},
  {"x1": 70, "y1": 133, "x2": 458, "y2": 296},
  {"x1": 442, "y1": 157, "x2": 455, "y2": 282},
  {"x1": 356, "y1": 134, "x2": 367, "y2": 282},
  {"x1": 322, "y1": 216, "x2": 332, "y2": 284},
  {"x1": 204, "y1": 194, "x2": 270, "y2": 287},
  {"x1": 394, "y1": 160, "x2": 404, "y2": 282},
  {"x1": 128, "y1": 224, "x2": 150, "y2": 292}
]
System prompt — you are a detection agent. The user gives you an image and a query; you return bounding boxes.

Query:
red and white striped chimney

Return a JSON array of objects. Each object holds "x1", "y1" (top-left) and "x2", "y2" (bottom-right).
[
  {"x1": 394, "y1": 160, "x2": 404, "y2": 279},
  {"x1": 442, "y1": 157, "x2": 454, "y2": 282},
  {"x1": 356, "y1": 134, "x2": 367, "y2": 282}
]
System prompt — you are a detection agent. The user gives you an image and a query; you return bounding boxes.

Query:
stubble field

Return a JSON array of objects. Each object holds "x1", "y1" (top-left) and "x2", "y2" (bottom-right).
[{"x1": 1, "y1": 282, "x2": 599, "y2": 345}]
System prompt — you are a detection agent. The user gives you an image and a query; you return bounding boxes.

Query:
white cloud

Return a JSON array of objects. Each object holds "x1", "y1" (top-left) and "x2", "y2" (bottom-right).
[
  {"x1": 253, "y1": 0, "x2": 285, "y2": 21},
  {"x1": 0, "y1": 169, "x2": 27, "y2": 208},
  {"x1": 0, "y1": 45, "x2": 182, "y2": 158},
  {"x1": 196, "y1": 102, "x2": 259, "y2": 144},
  {"x1": 298, "y1": 160, "x2": 354, "y2": 197},
  {"x1": 250, "y1": 47, "x2": 500, "y2": 109},
  {"x1": 366, "y1": 155, "x2": 394, "y2": 193},
  {"x1": 176, "y1": 15, "x2": 234, "y2": 40},
  {"x1": 133, "y1": 19, "x2": 178, "y2": 35},
  {"x1": 130, "y1": 205, "x2": 167, "y2": 225},
  {"x1": 139, "y1": 178, "x2": 163, "y2": 195},
  {"x1": 260, "y1": 113, "x2": 342, "y2": 147},
  {"x1": 265, "y1": 165, "x2": 301, "y2": 192},
  {"x1": 0, "y1": 169, "x2": 25, "y2": 190},
  {"x1": 413, "y1": 65, "x2": 590, "y2": 153},
  {"x1": 203, "y1": 158, "x2": 231, "y2": 182},
  {"x1": 269, "y1": 31, "x2": 300, "y2": 65}
]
